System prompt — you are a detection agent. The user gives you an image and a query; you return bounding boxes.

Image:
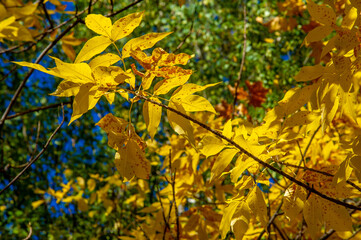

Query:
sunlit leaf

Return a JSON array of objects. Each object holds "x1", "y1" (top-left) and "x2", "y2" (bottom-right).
[
  {"x1": 122, "y1": 32, "x2": 172, "y2": 59},
  {"x1": 74, "y1": 36, "x2": 112, "y2": 63}
]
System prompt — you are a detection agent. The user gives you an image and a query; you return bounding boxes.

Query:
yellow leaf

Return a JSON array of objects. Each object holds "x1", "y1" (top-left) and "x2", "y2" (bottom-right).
[
  {"x1": 0, "y1": 16, "x2": 15, "y2": 31},
  {"x1": 88, "y1": 53, "x2": 121, "y2": 69},
  {"x1": 197, "y1": 218, "x2": 208, "y2": 239},
  {"x1": 34, "y1": 188, "x2": 46, "y2": 194},
  {"x1": 307, "y1": 0, "x2": 336, "y2": 26},
  {"x1": 171, "y1": 82, "x2": 220, "y2": 100},
  {"x1": 87, "y1": 179, "x2": 96, "y2": 191},
  {"x1": 31, "y1": 199, "x2": 45, "y2": 209},
  {"x1": 96, "y1": 113, "x2": 149, "y2": 180},
  {"x1": 152, "y1": 47, "x2": 193, "y2": 66},
  {"x1": 231, "y1": 156, "x2": 257, "y2": 183},
  {"x1": 92, "y1": 66, "x2": 128, "y2": 87},
  {"x1": 50, "y1": 56, "x2": 94, "y2": 83},
  {"x1": 111, "y1": 11, "x2": 144, "y2": 41},
  {"x1": 324, "y1": 200, "x2": 352, "y2": 232},
  {"x1": 220, "y1": 200, "x2": 241, "y2": 238},
  {"x1": 294, "y1": 65, "x2": 325, "y2": 82},
  {"x1": 116, "y1": 139, "x2": 150, "y2": 180},
  {"x1": 50, "y1": 80, "x2": 80, "y2": 97},
  {"x1": 231, "y1": 201, "x2": 251, "y2": 240},
  {"x1": 210, "y1": 148, "x2": 239, "y2": 181},
  {"x1": 76, "y1": 177, "x2": 85, "y2": 189},
  {"x1": 77, "y1": 198, "x2": 88, "y2": 211},
  {"x1": 62, "y1": 43, "x2": 76, "y2": 61},
  {"x1": 62, "y1": 32, "x2": 83, "y2": 46},
  {"x1": 353, "y1": 136, "x2": 361, "y2": 155},
  {"x1": 350, "y1": 155, "x2": 361, "y2": 181},
  {"x1": 335, "y1": 29, "x2": 359, "y2": 56},
  {"x1": 74, "y1": 36, "x2": 112, "y2": 63},
  {"x1": 152, "y1": 67, "x2": 192, "y2": 94},
  {"x1": 333, "y1": 156, "x2": 352, "y2": 185},
  {"x1": 277, "y1": 83, "x2": 319, "y2": 117},
  {"x1": 122, "y1": 32, "x2": 172, "y2": 59},
  {"x1": 342, "y1": 6, "x2": 358, "y2": 30},
  {"x1": 199, "y1": 135, "x2": 226, "y2": 158},
  {"x1": 234, "y1": 175, "x2": 254, "y2": 190},
  {"x1": 13, "y1": 61, "x2": 62, "y2": 78},
  {"x1": 264, "y1": 38, "x2": 274, "y2": 43},
  {"x1": 105, "y1": 92, "x2": 115, "y2": 104},
  {"x1": 124, "y1": 69, "x2": 136, "y2": 88},
  {"x1": 167, "y1": 101, "x2": 195, "y2": 146},
  {"x1": 283, "y1": 110, "x2": 320, "y2": 128},
  {"x1": 234, "y1": 134, "x2": 265, "y2": 156},
  {"x1": 184, "y1": 214, "x2": 200, "y2": 232},
  {"x1": 222, "y1": 119, "x2": 233, "y2": 141},
  {"x1": 247, "y1": 186, "x2": 268, "y2": 228},
  {"x1": 304, "y1": 25, "x2": 333, "y2": 46},
  {"x1": 143, "y1": 97, "x2": 162, "y2": 139},
  {"x1": 9, "y1": 2, "x2": 37, "y2": 18},
  {"x1": 85, "y1": 14, "x2": 112, "y2": 37},
  {"x1": 320, "y1": 83, "x2": 340, "y2": 129},
  {"x1": 303, "y1": 195, "x2": 323, "y2": 240},
  {"x1": 96, "y1": 113, "x2": 131, "y2": 151},
  {"x1": 70, "y1": 83, "x2": 100, "y2": 124},
  {"x1": 180, "y1": 95, "x2": 216, "y2": 113},
  {"x1": 283, "y1": 184, "x2": 306, "y2": 221},
  {"x1": 321, "y1": 35, "x2": 336, "y2": 58}
]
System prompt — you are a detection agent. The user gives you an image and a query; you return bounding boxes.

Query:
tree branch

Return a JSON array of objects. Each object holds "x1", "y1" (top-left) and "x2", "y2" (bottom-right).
[
  {"x1": 0, "y1": 104, "x2": 65, "y2": 195},
  {"x1": 282, "y1": 162, "x2": 361, "y2": 193},
  {"x1": 5, "y1": 101, "x2": 71, "y2": 120},
  {"x1": 233, "y1": 0, "x2": 247, "y2": 117},
  {"x1": 136, "y1": 93, "x2": 361, "y2": 211},
  {"x1": 0, "y1": 19, "x2": 80, "y2": 132}
]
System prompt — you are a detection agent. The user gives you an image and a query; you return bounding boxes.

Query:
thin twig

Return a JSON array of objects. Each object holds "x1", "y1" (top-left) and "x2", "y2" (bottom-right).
[
  {"x1": 0, "y1": 104, "x2": 65, "y2": 195},
  {"x1": 303, "y1": 124, "x2": 321, "y2": 158},
  {"x1": 23, "y1": 222, "x2": 32, "y2": 240},
  {"x1": 0, "y1": 65, "x2": 17, "y2": 82},
  {"x1": 233, "y1": 0, "x2": 247, "y2": 117},
  {"x1": 41, "y1": 0, "x2": 54, "y2": 29},
  {"x1": 282, "y1": 162, "x2": 361, "y2": 193},
  {"x1": 29, "y1": 121, "x2": 42, "y2": 160},
  {"x1": 173, "y1": 21, "x2": 194, "y2": 53},
  {"x1": 296, "y1": 140, "x2": 305, "y2": 166},
  {"x1": 169, "y1": 150, "x2": 180, "y2": 240},
  {"x1": 5, "y1": 101, "x2": 72, "y2": 120},
  {"x1": 157, "y1": 188, "x2": 170, "y2": 240},
  {"x1": 0, "y1": 17, "x2": 80, "y2": 132},
  {"x1": 88, "y1": 0, "x2": 93, "y2": 14},
  {"x1": 135, "y1": 93, "x2": 361, "y2": 211},
  {"x1": 319, "y1": 229, "x2": 335, "y2": 240},
  {"x1": 272, "y1": 222, "x2": 288, "y2": 240},
  {"x1": 346, "y1": 227, "x2": 361, "y2": 240},
  {"x1": 258, "y1": 200, "x2": 283, "y2": 239},
  {"x1": 0, "y1": 1, "x2": 96, "y2": 55},
  {"x1": 106, "y1": 0, "x2": 144, "y2": 18}
]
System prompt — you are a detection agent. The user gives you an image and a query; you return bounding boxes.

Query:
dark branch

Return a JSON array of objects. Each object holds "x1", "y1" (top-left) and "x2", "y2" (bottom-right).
[
  {"x1": 0, "y1": 104, "x2": 65, "y2": 195},
  {"x1": 136, "y1": 93, "x2": 361, "y2": 211},
  {"x1": 5, "y1": 101, "x2": 71, "y2": 120}
]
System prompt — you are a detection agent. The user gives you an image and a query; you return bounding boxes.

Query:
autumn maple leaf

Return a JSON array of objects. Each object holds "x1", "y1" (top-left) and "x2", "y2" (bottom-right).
[
  {"x1": 228, "y1": 80, "x2": 268, "y2": 107},
  {"x1": 245, "y1": 80, "x2": 269, "y2": 107}
]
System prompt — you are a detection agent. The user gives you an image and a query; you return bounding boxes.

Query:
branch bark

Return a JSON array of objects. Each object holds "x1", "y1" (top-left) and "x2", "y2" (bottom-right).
[{"x1": 136, "y1": 93, "x2": 361, "y2": 211}]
